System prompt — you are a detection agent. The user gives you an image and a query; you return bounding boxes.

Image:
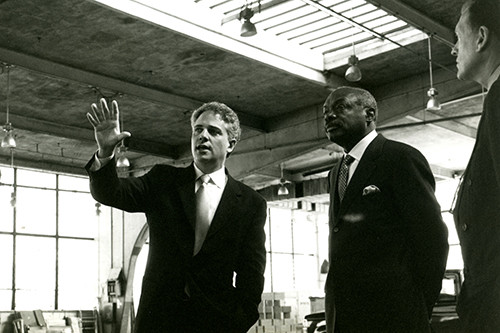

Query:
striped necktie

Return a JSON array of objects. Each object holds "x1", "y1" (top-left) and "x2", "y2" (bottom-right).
[{"x1": 338, "y1": 155, "x2": 354, "y2": 201}]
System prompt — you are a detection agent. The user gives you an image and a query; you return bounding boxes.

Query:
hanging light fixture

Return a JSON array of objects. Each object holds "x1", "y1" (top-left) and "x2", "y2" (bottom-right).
[
  {"x1": 116, "y1": 143, "x2": 130, "y2": 168},
  {"x1": 239, "y1": 1, "x2": 261, "y2": 37},
  {"x1": 345, "y1": 6, "x2": 361, "y2": 82},
  {"x1": 239, "y1": 7, "x2": 256, "y2": 37},
  {"x1": 345, "y1": 54, "x2": 362, "y2": 82},
  {"x1": 116, "y1": 103, "x2": 130, "y2": 168},
  {"x1": 426, "y1": 34, "x2": 441, "y2": 111},
  {"x1": 278, "y1": 163, "x2": 289, "y2": 196},
  {"x1": 1, "y1": 64, "x2": 16, "y2": 149}
]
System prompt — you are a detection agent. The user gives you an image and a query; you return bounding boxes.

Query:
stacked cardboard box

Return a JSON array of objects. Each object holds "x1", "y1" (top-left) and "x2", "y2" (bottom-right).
[{"x1": 247, "y1": 293, "x2": 297, "y2": 333}]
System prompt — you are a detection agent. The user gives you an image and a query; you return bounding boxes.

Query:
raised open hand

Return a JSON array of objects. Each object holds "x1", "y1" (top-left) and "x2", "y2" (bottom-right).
[{"x1": 87, "y1": 98, "x2": 131, "y2": 158}]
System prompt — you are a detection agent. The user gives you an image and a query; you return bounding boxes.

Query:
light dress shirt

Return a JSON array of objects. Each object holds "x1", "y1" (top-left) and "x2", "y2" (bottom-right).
[
  {"x1": 193, "y1": 163, "x2": 227, "y2": 227},
  {"x1": 344, "y1": 130, "x2": 377, "y2": 185},
  {"x1": 90, "y1": 153, "x2": 227, "y2": 226}
]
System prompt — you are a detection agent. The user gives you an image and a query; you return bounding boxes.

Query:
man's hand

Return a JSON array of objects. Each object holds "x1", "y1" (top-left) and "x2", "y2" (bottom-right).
[{"x1": 86, "y1": 98, "x2": 131, "y2": 158}]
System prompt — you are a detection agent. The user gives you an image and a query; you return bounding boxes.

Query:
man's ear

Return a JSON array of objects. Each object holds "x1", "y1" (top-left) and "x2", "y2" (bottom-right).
[
  {"x1": 227, "y1": 139, "x2": 237, "y2": 154},
  {"x1": 364, "y1": 108, "x2": 376, "y2": 123},
  {"x1": 477, "y1": 25, "x2": 490, "y2": 52}
]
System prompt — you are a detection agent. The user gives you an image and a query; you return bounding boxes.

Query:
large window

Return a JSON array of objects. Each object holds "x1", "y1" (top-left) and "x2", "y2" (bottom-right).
[
  {"x1": 0, "y1": 166, "x2": 99, "y2": 310},
  {"x1": 264, "y1": 205, "x2": 328, "y2": 294}
]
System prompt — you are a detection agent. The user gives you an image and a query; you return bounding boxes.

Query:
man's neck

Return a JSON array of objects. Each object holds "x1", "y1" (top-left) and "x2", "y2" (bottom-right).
[{"x1": 194, "y1": 161, "x2": 224, "y2": 175}]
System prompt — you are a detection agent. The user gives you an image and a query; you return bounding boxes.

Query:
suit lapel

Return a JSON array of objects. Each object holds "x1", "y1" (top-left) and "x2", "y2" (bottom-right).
[
  {"x1": 338, "y1": 135, "x2": 385, "y2": 216},
  {"x1": 176, "y1": 164, "x2": 197, "y2": 231}
]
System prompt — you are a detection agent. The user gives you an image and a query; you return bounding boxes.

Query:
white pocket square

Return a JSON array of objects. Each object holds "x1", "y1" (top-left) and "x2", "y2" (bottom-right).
[{"x1": 362, "y1": 185, "x2": 380, "y2": 196}]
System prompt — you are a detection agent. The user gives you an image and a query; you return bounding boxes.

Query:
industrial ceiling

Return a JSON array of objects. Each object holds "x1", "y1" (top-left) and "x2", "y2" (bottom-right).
[{"x1": 0, "y1": 0, "x2": 482, "y2": 203}]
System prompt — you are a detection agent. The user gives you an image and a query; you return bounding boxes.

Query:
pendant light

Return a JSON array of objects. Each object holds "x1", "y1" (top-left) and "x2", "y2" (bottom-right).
[
  {"x1": 239, "y1": 1, "x2": 261, "y2": 37},
  {"x1": 426, "y1": 35, "x2": 441, "y2": 111},
  {"x1": 345, "y1": 5, "x2": 361, "y2": 82},
  {"x1": 239, "y1": 7, "x2": 256, "y2": 37},
  {"x1": 1, "y1": 64, "x2": 16, "y2": 149},
  {"x1": 116, "y1": 103, "x2": 130, "y2": 168},
  {"x1": 277, "y1": 163, "x2": 289, "y2": 196}
]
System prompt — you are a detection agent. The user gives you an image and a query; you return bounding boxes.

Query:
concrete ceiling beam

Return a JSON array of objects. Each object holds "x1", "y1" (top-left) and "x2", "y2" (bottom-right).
[
  {"x1": 364, "y1": 0, "x2": 455, "y2": 47},
  {"x1": 0, "y1": 47, "x2": 267, "y2": 133}
]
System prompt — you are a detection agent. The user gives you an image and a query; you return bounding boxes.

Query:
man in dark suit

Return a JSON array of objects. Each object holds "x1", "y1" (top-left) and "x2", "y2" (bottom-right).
[
  {"x1": 86, "y1": 99, "x2": 267, "y2": 333},
  {"x1": 323, "y1": 86, "x2": 449, "y2": 332},
  {"x1": 451, "y1": 0, "x2": 500, "y2": 331}
]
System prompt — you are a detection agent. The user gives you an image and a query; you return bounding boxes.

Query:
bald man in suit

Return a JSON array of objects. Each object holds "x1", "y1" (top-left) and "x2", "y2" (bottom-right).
[
  {"x1": 323, "y1": 87, "x2": 449, "y2": 332},
  {"x1": 86, "y1": 100, "x2": 267, "y2": 333}
]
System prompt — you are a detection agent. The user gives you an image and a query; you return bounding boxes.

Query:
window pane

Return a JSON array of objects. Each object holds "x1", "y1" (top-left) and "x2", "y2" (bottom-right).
[
  {"x1": 59, "y1": 191, "x2": 98, "y2": 238},
  {"x1": 0, "y1": 290, "x2": 12, "y2": 310},
  {"x1": 17, "y1": 169, "x2": 56, "y2": 188},
  {"x1": 16, "y1": 289, "x2": 55, "y2": 310},
  {"x1": 15, "y1": 236, "x2": 55, "y2": 309},
  {"x1": 269, "y1": 208, "x2": 292, "y2": 253},
  {"x1": 134, "y1": 243, "x2": 149, "y2": 315},
  {"x1": 58, "y1": 174, "x2": 90, "y2": 192},
  {"x1": 0, "y1": 165, "x2": 14, "y2": 184},
  {"x1": 16, "y1": 188, "x2": 56, "y2": 235},
  {"x1": 292, "y1": 211, "x2": 316, "y2": 254},
  {"x1": 263, "y1": 253, "x2": 272, "y2": 292},
  {"x1": 59, "y1": 239, "x2": 99, "y2": 309},
  {"x1": 271, "y1": 253, "x2": 294, "y2": 292},
  {"x1": 317, "y1": 216, "x2": 329, "y2": 265},
  {"x1": 0, "y1": 235, "x2": 13, "y2": 288},
  {"x1": 0, "y1": 185, "x2": 14, "y2": 232},
  {"x1": 294, "y1": 254, "x2": 318, "y2": 291}
]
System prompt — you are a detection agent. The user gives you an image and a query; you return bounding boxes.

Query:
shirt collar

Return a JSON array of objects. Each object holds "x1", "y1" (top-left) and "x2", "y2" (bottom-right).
[
  {"x1": 487, "y1": 63, "x2": 500, "y2": 90},
  {"x1": 347, "y1": 130, "x2": 377, "y2": 161},
  {"x1": 194, "y1": 164, "x2": 226, "y2": 189}
]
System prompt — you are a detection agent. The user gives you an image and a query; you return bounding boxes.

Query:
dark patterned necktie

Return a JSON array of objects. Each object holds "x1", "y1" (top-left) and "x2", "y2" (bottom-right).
[
  {"x1": 194, "y1": 174, "x2": 211, "y2": 255},
  {"x1": 338, "y1": 155, "x2": 354, "y2": 201}
]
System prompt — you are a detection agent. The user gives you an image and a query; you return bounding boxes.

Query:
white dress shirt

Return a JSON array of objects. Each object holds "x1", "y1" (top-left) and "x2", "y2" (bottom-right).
[
  {"x1": 345, "y1": 130, "x2": 377, "y2": 185},
  {"x1": 193, "y1": 164, "x2": 227, "y2": 226}
]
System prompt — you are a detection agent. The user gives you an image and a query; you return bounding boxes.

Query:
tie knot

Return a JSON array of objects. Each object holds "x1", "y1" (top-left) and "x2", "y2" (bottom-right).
[
  {"x1": 200, "y1": 174, "x2": 210, "y2": 185},
  {"x1": 344, "y1": 155, "x2": 354, "y2": 166}
]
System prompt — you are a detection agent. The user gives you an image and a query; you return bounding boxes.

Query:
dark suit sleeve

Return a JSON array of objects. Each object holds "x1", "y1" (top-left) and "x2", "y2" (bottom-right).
[
  {"x1": 392, "y1": 146, "x2": 449, "y2": 317},
  {"x1": 234, "y1": 194, "x2": 267, "y2": 330},
  {"x1": 485, "y1": 80, "x2": 500, "y2": 187},
  {"x1": 85, "y1": 155, "x2": 156, "y2": 213}
]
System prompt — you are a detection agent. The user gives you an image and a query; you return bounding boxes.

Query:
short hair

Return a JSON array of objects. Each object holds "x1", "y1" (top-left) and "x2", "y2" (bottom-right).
[
  {"x1": 190, "y1": 101, "x2": 242, "y2": 143},
  {"x1": 330, "y1": 86, "x2": 378, "y2": 120},
  {"x1": 462, "y1": 0, "x2": 500, "y2": 38}
]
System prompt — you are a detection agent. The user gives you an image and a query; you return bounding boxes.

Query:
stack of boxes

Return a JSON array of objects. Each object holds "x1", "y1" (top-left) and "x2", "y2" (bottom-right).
[{"x1": 247, "y1": 293, "x2": 297, "y2": 333}]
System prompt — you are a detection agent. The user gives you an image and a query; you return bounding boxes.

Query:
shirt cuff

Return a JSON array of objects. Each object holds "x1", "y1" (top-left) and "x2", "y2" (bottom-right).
[{"x1": 89, "y1": 152, "x2": 114, "y2": 171}]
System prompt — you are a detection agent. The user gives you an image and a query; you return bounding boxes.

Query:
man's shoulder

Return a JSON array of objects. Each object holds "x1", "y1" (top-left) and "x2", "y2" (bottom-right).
[
  {"x1": 230, "y1": 176, "x2": 266, "y2": 202},
  {"x1": 378, "y1": 136, "x2": 421, "y2": 155},
  {"x1": 147, "y1": 163, "x2": 193, "y2": 180}
]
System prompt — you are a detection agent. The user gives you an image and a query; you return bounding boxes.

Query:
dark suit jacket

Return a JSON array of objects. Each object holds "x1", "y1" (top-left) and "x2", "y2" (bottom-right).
[
  {"x1": 453, "y1": 78, "x2": 500, "y2": 332},
  {"x1": 325, "y1": 134, "x2": 449, "y2": 333},
  {"x1": 86, "y1": 159, "x2": 267, "y2": 333}
]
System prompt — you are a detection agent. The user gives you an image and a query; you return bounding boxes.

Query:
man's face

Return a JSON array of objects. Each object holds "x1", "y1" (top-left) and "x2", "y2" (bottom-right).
[
  {"x1": 191, "y1": 111, "x2": 235, "y2": 172},
  {"x1": 452, "y1": 10, "x2": 479, "y2": 82},
  {"x1": 323, "y1": 89, "x2": 370, "y2": 151}
]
